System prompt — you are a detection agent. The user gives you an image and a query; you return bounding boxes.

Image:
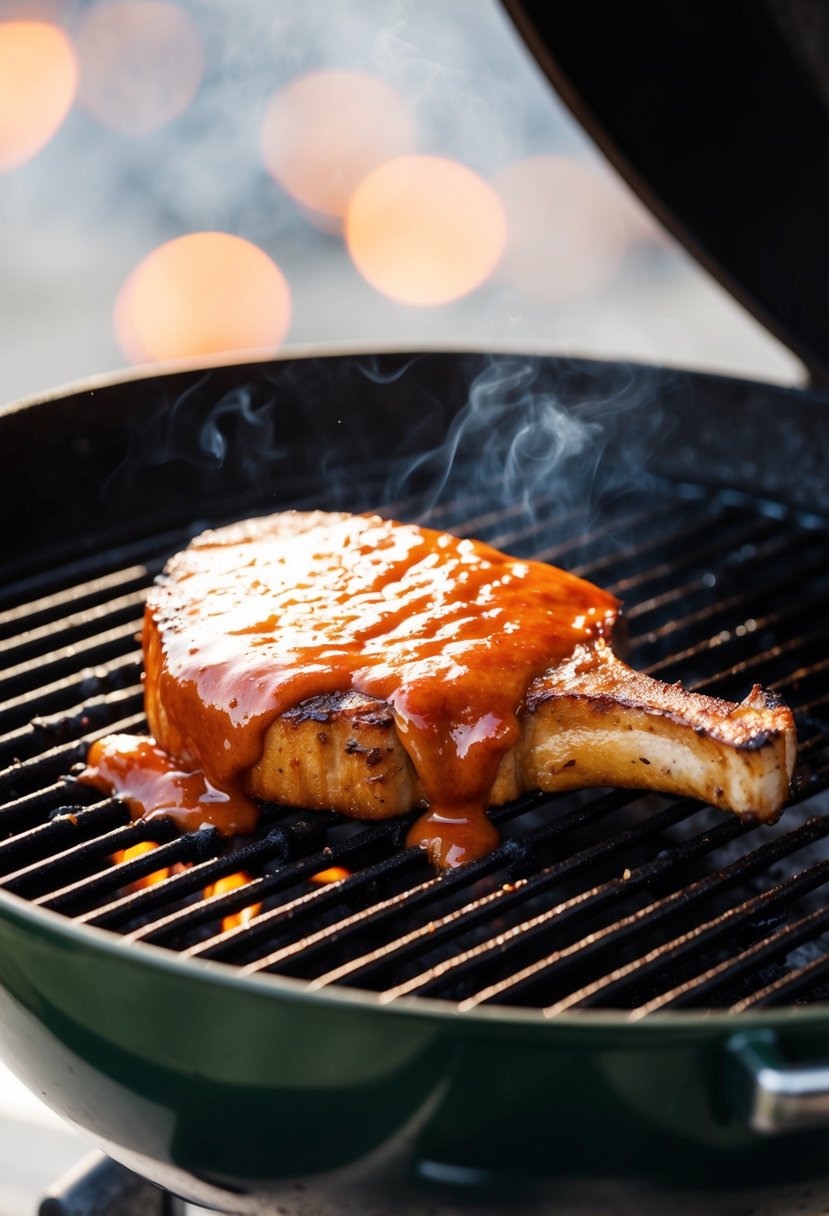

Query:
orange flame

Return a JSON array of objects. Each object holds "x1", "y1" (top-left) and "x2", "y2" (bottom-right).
[
  {"x1": 344, "y1": 155, "x2": 506, "y2": 307},
  {"x1": 204, "y1": 872, "x2": 262, "y2": 933},
  {"x1": 261, "y1": 69, "x2": 416, "y2": 231},
  {"x1": 112, "y1": 840, "x2": 171, "y2": 890},
  {"x1": 114, "y1": 231, "x2": 292, "y2": 363},
  {"x1": 310, "y1": 866, "x2": 350, "y2": 885},
  {"x1": 75, "y1": 0, "x2": 204, "y2": 136},
  {"x1": 0, "y1": 20, "x2": 77, "y2": 172}
]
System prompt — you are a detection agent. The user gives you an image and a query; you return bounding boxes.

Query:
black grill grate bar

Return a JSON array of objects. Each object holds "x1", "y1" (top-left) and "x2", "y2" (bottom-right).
[
  {"x1": 125, "y1": 815, "x2": 413, "y2": 946},
  {"x1": 35, "y1": 826, "x2": 221, "y2": 915},
  {"x1": 380, "y1": 812, "x2": 750, "y2": 1005},
  {"x1": 0, "y1": 525, "x2": 193, "y2": 614},
  {"x1": 295, "y1": 798, "x2": 706, "y2": 992},
  {"x1": 0, "y1": 711, "x2": 144, "y2": 800},
  {"x1": 451, "y1": 491, "x2": 587, "y2": 544},
  {"x1": 0, "y1": 780, "x2": 96, "y2": 835},
  {"x1": 197, "y1": 850, "x2": 467, "y2": 965},
  {"x1": 686, "y1": 623, "x2": 829, "y2": 700},
  {"x1": 455, "y1": 813, "x2": 829, "y2": 1012},
  {"x1": 135, "y1": 791, "x2": 579, "y2": 952},
  {"x1": 0, "y1": 798, "x2": 129, "y2": 875},
  {"x1": 0, "y1": 563, "x2": 157, "y2": 642},
  {"x1": 533, "y1": 500, "x2": 704, "y2": 569},
  {"x1": 0, "y1": 590, "x2": 146, "y2": 668},
  {"x1": 196, "y1": 789, "x2": 637, "y2": 967},
  {"x1": 642, "y1": 606, "x2": 829, "y2": 689},
  {"x1": 625, "y1": 527, "x2": 822, "y2": 629},
  {"x1": 629, "y1": 544, "x2": 826, "y2": 655},
  {"x1": 731, "y1": 948, "x2": 829, "y2": 1011},
  {"x1": 482, "y1": 498, "x2": 664, "y2": 556},
  {"x1": 588, "y1": 515, "x2": 777, "y2": 597},
  {"x1": 3, "y1": 814, "x2": 181, "y2": 897},
  {"x1": 637, "y1": 900, "x2": 829, "y2": 1014},
  {"x1": 0, "y1": 620, "x2": 140, "y2": 702},
  {"x1": 236, "y1": 790, "x2": 640, "y2": 976},
  {"x1": 771, "y1": 658, "x2": 829, "y2": 703},
  {"x1": 75, "y1": 813, "x2": 302, "y2": 929},
  {"x1": 0, "y1": 656, "x2": 141, "y2": 736},
  {"x1": 229, "y1": 859, "x2": 437, "y2": 973},
  {"x1": 788, "y1": 687, "x2": 829, "y2": 721},
  {"x1": 541, "y1": 817, "x2": 829, "y2": 1015},
  {"x1": 0, "y1": 685, "x2": 143, "y2": 767},
  {"x1": 636, "y1": 591, "x2": 829, "y2": 696}
]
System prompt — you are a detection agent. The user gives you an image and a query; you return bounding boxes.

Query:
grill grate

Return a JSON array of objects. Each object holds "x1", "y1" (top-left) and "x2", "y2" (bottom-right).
[{"x1": 2, "y1": 480, "x2": 829, "y2": 1015}]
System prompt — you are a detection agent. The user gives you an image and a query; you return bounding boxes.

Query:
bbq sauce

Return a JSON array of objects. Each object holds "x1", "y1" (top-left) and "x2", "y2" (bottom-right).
[
  {"x1": 82, "y1": 512, "x2": 618, "y2": 869},
  {"x1": 83, "y1": 735, "x2": 259, "y2": 836}
]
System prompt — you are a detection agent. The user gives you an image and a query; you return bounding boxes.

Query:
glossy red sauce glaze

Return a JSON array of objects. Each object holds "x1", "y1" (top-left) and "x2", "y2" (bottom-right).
[
  {"x1": 83, "y1": 734, "x2": 259, "y2": 836},
  {"x1": 82, "y1": 512, "x2": 618, "y2": 868}
]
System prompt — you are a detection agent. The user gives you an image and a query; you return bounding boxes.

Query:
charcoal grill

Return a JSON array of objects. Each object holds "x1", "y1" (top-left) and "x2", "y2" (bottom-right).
[
  {"x1": 1, "y1": 352, "x2": 829, "y2": 1210},
  {"x1": 5, "y1": 415, "x2": 829, "y2": 1010}
]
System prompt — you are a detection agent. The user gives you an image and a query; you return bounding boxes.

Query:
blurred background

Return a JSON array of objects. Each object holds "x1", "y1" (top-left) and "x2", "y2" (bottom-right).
[{"x1": 0, "y1": 0, "x2": 803, "y2": 412}]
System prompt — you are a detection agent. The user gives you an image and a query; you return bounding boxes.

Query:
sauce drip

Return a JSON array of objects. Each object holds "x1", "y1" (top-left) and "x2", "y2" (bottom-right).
[
  {"x1": 82, "y1": 512, "x2": 618, "y2": 868},
  {"x1": 83, "y1": 735, "x2": 259, "y2": 836}
]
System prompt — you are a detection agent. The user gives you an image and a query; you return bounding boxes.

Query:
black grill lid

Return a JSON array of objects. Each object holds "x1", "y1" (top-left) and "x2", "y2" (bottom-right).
[{"x1": 503, "y1": 0, "x2": 829, "y2": 383}]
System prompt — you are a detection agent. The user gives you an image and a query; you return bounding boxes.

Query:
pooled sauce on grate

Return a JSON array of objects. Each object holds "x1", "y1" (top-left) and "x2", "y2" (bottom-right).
[{"x1": 82, "y1": 512, "x2": 618, "y2": 868}]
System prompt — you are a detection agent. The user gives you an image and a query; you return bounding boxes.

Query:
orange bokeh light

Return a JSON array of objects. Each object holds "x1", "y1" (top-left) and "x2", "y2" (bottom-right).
[
  {"x1": 0, "y1": 20, "x2": 77, "y2": 172},
  {"x1": 75, "y1": 0, "x2": 204, "y2": 137},
  {"x1": 261, "y1": 69, "x2": 416, "y2": 229},
  {"x1": 114, "y1": 231, "x2": 292, "y2": 364},
  {"x1": 204, "y1": 872, "x2": 262, "y2": 933},
  {"x1": 344, "y1": 155, "x2": 506, "y2": 307},
  {"x1": 493, "y1": 155, "x2": 652, "y2": 304}
]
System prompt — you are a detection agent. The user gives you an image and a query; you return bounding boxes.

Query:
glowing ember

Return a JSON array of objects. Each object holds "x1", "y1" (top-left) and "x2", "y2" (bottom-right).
[
  {"x1": 114, "y1": 231, "x2": 292, "y2": 363},
  {"x1": 310, "y1": 866, "x2": 351, "y2": 885},
  {"x1": 344, "y1": 155, "x2": 506, "y2": 307},
  {"x1": 493, "y1": 155, "x2": 646, "y2": 304},
  {"x1": 261, "y1": 69, "x2": 416, "y2": 230},
  {"x1": 75, "y1": 0, "x2": 204, "y2": 137},
  {"x1": 0, "y1": 20, "x2": 77, "y2": 172},
  {"x1": 112, "y1": 840, "x2": 171, "y2": 890},
  {"x1": 204, "y1": 872, "x2": 262, "y2": 933}
]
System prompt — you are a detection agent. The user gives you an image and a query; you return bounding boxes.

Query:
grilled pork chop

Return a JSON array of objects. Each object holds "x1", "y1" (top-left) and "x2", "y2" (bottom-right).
[{"x1": 85, "y1": 511, "x2": 796, "y2": 869}]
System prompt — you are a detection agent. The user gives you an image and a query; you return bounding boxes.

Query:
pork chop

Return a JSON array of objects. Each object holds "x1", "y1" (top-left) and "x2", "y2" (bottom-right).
[{"x1": 85, "y1": 510, "x2": 796, "y2": 869}]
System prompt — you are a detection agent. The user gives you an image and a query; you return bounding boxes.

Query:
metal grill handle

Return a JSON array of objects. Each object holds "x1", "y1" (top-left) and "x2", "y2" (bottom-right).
[{"x1": 730, "y1": 1031, "x2": 829, "y2": 1135}]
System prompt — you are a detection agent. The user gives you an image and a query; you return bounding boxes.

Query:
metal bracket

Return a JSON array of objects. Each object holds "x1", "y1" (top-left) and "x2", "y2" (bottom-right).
[{"x1": 729, "y1": 1030, "x2": 829, "y2": 1136}]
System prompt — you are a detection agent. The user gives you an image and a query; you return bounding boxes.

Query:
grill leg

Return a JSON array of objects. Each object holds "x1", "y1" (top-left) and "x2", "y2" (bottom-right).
[{"x1": 40, "y1": 1151, "x2": 186, "y2": 1216}]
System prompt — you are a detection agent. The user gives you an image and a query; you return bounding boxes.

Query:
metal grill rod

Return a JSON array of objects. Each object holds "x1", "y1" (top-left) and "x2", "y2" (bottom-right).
[
  {"x1": 36, "y1": 826, "x2": 221, "y2": 914},
  {"x1": 196, "y1": 789, "x2": 632, "y2": 966},
  {"x1": 454, "y1": 816, "x2": 829, "y2": 1011},
  {"x1": 262, "y1": 797, "x2": 702, "y2": 988},
  {"x1": 0, "y1": 656, "x2": 140, "y2": 735},
  {"x1": 639, "y1": 899, "x2": 829, "y2": 1014},
  {"x1": 545, "y1": 820, "x2": 829, "y2": 1014},
  {"x1": 0, "y1": 712, "x2": 144, "y2": 801},
  {"x1": 732, "y1": 948, "x2": 829, "y2": 1011}
]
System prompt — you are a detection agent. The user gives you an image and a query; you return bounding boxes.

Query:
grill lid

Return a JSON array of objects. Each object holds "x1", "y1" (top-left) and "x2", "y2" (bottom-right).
[{"x1": 503, "y1": 0, "x2": 829, "y2": 382}]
